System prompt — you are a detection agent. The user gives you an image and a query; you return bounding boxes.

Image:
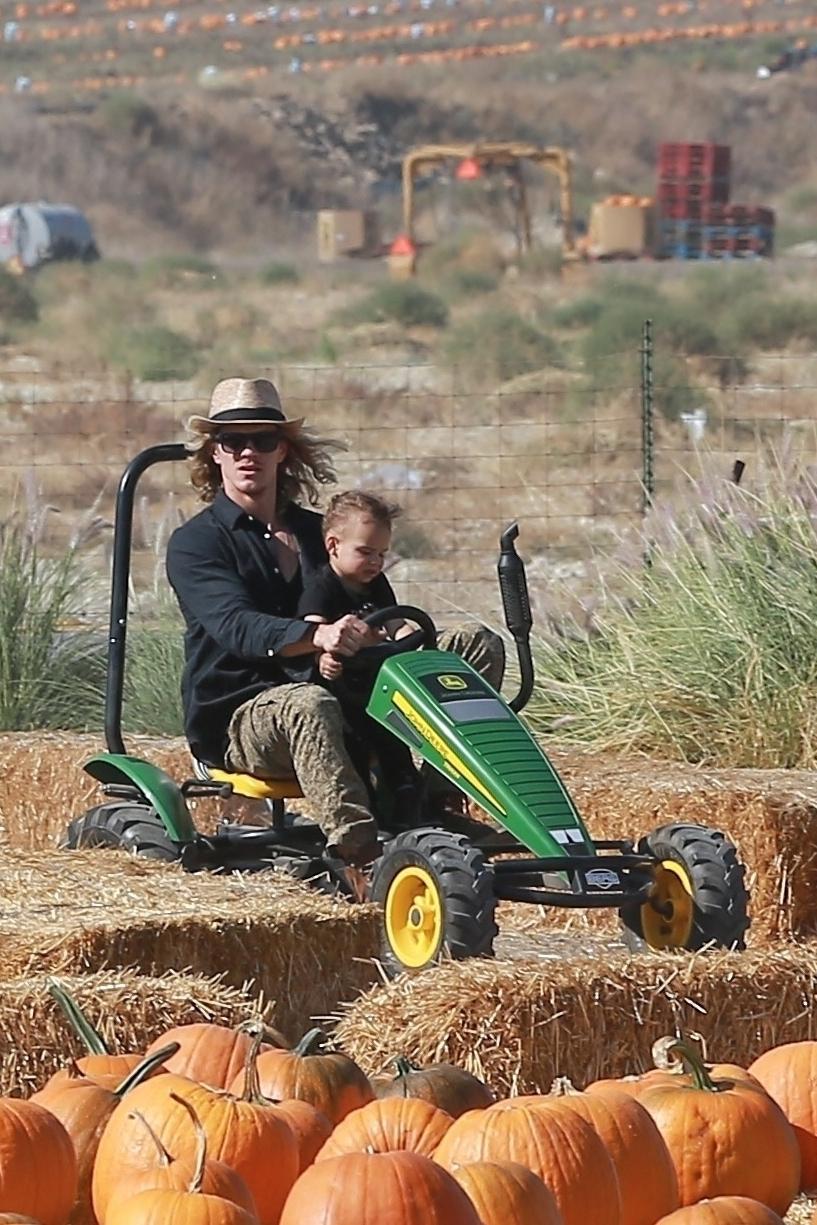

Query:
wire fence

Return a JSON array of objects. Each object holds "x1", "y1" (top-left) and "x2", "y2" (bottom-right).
[{"x1": 2, "y1": 335, "x2": 817, "y2": 622}]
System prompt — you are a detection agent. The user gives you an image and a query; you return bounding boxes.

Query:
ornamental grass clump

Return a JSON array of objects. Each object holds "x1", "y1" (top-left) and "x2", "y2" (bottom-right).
[{"x1": 525, "y1": 456, "x2": 817, "y2": 769}]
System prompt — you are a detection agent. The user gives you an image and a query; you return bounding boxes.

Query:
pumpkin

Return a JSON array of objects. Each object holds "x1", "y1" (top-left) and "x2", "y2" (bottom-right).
[
  {"x1": 749, "y1": 1041, "x2": 817, "y2": 1189},
  {"x1": 316, "y1": 1097, "x2": 452, "y2": 1161},
  {"x1": 373, "y1": 1057, "x2": 494, "y2": 1117},
  {"x1": 548, "y1": 1079, "x2": 679, "y2": 1225},
  {"x1": 434, "y1": 1098, "x2": 622, "y2": 1225},
  {"x1": 103, "y1": 1093, "x2": 257, "y2": 1222},
  {"x1": 105, "y1": 1187, "x2": 258, "y2": 1225},
  {"x1": 31, "y1": 1042, "x2": 178, "y2": 1225},
  {"x1": 638, "y1": 1039, "x2": 800, "y2": 1214},
  {"x1": 93, "y1": 1032, "x2": 298, "y2": 1225},
  {"x1": 271, "y1": 1101, "x2": 333, "y2": 1173},
  {"x1": 45, "y1": 978, "x2": 146, "y2": 1088},
  {"x1": 451, "y1": 1160, "x2": 564, "y2": 1225},
  {"x1": 586, "y1": 1038, "x2": 762, "y2": 1102},
  {"x1": 145, "y1": 1020, "x2": 288, "y2": 1091},
  {"x1": 0, "y1": 1217, "x2": 45, "y2": 1223},
  {"x1": 228, "y1": 1028, "x2": 373, "y2": 1125},
  {"x1": 655, "y1": 1197, "x2": 784, "y2": 1223},
  {"x1": 279, "y1": 1151, "x2": 481, "y2": 1225},
  {"x1": 0, "y1": 1098, "x2": 77, "y2": 1225}
]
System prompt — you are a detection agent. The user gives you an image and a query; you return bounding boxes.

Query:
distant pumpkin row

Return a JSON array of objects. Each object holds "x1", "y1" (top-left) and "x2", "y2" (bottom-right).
[{"x1": 1, "y1": 990, "x2": 816, "y2": 1225}]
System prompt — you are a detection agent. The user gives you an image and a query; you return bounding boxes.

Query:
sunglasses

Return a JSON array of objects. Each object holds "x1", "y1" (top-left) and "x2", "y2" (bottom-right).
[{"x1": 216, "y1": 430, "x2": 283, "y2": 455}]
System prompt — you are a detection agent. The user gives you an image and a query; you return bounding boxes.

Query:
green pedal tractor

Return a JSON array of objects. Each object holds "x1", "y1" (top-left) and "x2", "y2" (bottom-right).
[{"x1": 64, "y1": 443, "x2": 750, "y2": 974}]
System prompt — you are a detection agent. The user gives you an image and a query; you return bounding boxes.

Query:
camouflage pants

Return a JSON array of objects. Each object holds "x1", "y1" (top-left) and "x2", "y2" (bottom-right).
[{"x1": 225, "y1": 621, "x2": 505, "y2": 860}]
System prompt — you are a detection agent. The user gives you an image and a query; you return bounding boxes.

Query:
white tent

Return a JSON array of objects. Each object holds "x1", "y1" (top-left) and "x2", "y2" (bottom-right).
[{"x1": 0, "y1": 202, "x2": 98, "y2": 269}]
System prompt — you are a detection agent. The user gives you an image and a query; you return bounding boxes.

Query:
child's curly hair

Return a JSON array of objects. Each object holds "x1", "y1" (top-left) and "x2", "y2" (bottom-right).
[{"x1": 322, "y1": 490, "x2": 401, "y2": 538}]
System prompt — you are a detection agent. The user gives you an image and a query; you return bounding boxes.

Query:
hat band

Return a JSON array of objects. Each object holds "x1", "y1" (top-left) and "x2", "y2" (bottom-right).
[{"x1": 209, "y1": 406, "x2": 286, "y2": 424}]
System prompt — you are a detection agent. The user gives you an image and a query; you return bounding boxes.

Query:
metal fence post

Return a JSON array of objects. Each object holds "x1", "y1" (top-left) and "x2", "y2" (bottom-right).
[{"x1": 640, "y1": 318, "x2": 655, "y2": 517}]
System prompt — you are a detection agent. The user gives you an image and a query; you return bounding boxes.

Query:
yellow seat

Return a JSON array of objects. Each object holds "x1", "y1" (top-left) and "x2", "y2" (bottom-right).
[{"x1": 205, "y1": 768, "x2": 304, "y2": 802}]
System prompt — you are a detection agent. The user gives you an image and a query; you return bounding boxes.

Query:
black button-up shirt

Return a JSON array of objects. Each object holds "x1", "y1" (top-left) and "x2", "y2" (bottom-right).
[{"x1": 166, "y1": 490, "x2": 328, "y2": 765}]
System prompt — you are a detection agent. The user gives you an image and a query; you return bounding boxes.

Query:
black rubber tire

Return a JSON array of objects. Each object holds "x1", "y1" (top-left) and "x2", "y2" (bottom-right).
[
  {"x1": 619, "y1": 822, "x2": 749, "y2": 953},
  {"x1": 63, "y1": 803, "x2": 180, "y2": 862},
  {"x1": 371, "y1": 828, "x2": 498, "y2": 977}
]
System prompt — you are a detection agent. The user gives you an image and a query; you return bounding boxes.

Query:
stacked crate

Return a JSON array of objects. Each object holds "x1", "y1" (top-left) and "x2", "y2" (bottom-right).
[{"x1": 656, "y1": 143, "x2": 775, "y2": 260}]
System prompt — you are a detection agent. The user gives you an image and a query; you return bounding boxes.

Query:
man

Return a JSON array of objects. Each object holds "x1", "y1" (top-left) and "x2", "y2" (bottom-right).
[{"x1": 167, "y1": 376, "x2": 505, "y2": 871}]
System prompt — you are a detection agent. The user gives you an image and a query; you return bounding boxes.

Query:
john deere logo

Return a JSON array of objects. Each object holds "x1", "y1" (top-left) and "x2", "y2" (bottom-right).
[{"x1": 438, "y1": 674, "x2": 468, "y2": 691}]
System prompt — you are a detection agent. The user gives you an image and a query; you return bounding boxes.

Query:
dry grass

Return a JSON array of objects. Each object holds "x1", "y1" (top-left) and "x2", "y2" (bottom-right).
[
  {"x1": 335, "y1": 944, "x2": 817, "y2": 1097},
  {"x1": 0, "y1": 846, "x2": 379, "y2": 1037},
  {"x1": 0, "y1": 967, "x2": 258, "y2": 1098}
]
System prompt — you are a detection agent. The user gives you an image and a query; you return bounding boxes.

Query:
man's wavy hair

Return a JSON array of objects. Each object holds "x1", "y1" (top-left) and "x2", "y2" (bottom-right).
[{"x1": 189, "y1": 428, "x2": 343, "y2": 508}]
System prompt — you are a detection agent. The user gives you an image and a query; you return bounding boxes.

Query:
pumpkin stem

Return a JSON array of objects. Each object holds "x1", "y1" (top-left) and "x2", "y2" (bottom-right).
[
  {"x1": 236, "y1": 1017, "x2": 289, "y2": 1049},
  {"x1": 652, "y1": 1036, "x2": 687, "y2": 1073},
  {"x1": 128, "y1": 1110, "x2": 173, "y2": 1167},
  {"x1": 241, "y1": 1022, "x2": 267, "y2": 1104},
  {"x1": 660, "y1": 1036, "x2": 719, "y2": 1093},
  {"x1": 393, "y1": 1056, "x2": 420, "y2": 1078},
  {"x1": 295, "y1": 1027, "x2": 328, "y2": 1057},
  {"x1": 550, "y1": 1077, "x2": 580, "y2": 1097},
  {"x1": 170, "y1": 1092, "x2": 208, "y2": 1194},
  {"x1": 47, "y1": 978, "x2": 109, "y2": 1055},
  {"x1": 114, "y1": 1041, "x2": 181, "y2": 1099}
]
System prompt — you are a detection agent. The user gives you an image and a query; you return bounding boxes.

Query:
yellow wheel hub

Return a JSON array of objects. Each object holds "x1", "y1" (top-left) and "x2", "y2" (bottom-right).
[
  {"x1": 641, "y1": 860, "x2": 695, "y2": 950},
  {"x1": 384, "y1": 866, "x2": 443, "y2": 969}
]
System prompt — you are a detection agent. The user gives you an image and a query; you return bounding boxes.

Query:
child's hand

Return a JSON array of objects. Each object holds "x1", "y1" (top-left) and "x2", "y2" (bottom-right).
[{"x1": 319, "y1": 653, "x2": 344, "y2": 681}]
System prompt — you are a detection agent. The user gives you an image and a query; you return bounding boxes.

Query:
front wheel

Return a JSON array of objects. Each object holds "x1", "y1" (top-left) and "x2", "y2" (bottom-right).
[
  {"x1": 62, "y1": 803, "x2": 181, "y2": 862},
  {"x1": 371, "y1": 828, "x2": 497, "y2": 977},
  {"x1": 619, "y1": 823, "x2": 749, "y2": 953}
]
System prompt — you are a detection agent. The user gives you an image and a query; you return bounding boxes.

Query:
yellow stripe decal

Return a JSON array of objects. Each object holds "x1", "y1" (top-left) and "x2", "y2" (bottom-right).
[{"x1": 392, "y1": 691, "x2": 506, "y2": 816}]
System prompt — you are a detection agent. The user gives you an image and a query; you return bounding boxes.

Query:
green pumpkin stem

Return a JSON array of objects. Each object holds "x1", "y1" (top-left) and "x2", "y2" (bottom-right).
[
  {"x1": 114, "y1": 1042, "x2": 181, "y2": 1099},
  {"x1": 169, "y1": 1092, "x2": 208, "y2": 1194},
  {"x1": 662, "y1": 1037, "x2": 718, "y2": 1093},
  {"x1": 295, "y1": 1027, "x2": 327, "y2": 1057},
  {"x1": 48, "y1": 978, "x2": 108, "y2": 1055}
]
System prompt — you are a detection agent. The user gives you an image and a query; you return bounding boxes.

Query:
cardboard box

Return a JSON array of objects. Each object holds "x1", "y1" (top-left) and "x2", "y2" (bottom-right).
[
  {"x1": 317, "y1": 210, "x2": 380, "y2": 261},
  {"x1": 589, "y1": 200, "x2": 655, "y2": 258}
]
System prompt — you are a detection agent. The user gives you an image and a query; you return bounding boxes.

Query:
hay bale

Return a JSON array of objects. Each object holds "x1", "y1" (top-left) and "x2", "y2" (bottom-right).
[
  {"x1": 0, "y1": 968, "x2": 258, "y2": 1097},
  {"x1": 548, "y1": 748, "x2": 817, "y2": 943},
  {"x1": 0, "y1": 847, "x2": 379, "y2": 1037},
  {"x1": 335, "y1": 945, "x2": 817, "y2": 1097}
]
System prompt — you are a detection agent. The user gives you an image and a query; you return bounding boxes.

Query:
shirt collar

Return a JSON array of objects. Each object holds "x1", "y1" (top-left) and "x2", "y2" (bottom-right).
[{"x1": 211, "y1": 489, "x2": 303, "y2": 532}]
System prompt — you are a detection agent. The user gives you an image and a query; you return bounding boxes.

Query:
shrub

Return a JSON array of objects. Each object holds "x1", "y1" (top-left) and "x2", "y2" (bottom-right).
[
  {"x1": 340, "y1": 282, "x2": 449, "y2": 329},
  {"x1": 723, "y1": 296, "x2": 817, "y2": 351},
  {"x1": 443, "y1": 308, "x2": 562, "y2": 384},
  {"x1": 141, "y1": 254, "x2": 223, "y2": 290},
  {"x1": 107, "y1": 325, "x2": 199, "y2": 381},
  {"x1": 0, "y1": 269, "x2": 38, "y2": 327},
  {"x1": 124, "y1": 615, "x2": 185, "y2": 736},
  {"x1": 98, "y1": 92, "x2": 157, "y2": 138},
  {"x1": 442, "y1": 267, "x2": 501, "y2": 298},
  {"x1": 259, "y1": 261, "x2": 300, "y2": 286}
]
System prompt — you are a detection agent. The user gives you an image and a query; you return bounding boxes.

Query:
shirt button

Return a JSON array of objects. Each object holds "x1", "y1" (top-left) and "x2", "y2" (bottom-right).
[
  {"x1": 267, "y1": 649, "x2": 274, "y2": 656},
  {"x1": 264, "y1": 532, "x2": 271, "y2": 539}
]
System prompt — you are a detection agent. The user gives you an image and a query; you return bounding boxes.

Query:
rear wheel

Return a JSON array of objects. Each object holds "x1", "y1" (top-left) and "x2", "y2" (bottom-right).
[
  {"x1": 63, "y1": 803, "x2": 180, "y2": 862},
  {"x1": 619, "y1": 823, "x2": 749, "y2": 952},
  {"x1": 371, "y1": 828, "x2": 497, "y2": 977}
]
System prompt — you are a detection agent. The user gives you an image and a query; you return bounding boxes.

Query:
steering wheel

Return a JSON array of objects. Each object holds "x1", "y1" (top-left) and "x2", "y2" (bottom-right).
[{"x1": 343, "y1": 604, "x2": 438, "y2": 671}]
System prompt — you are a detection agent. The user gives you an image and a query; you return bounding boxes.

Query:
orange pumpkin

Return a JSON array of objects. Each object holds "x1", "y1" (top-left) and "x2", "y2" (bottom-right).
[
  {"x1": 639, "y1": 1039, "x2": 800, "y2": 1214},
  {"x1": 586, "y1": 1039, "x2": 762, "y2": 1102},
  {"x1": 105, "y1": 1187, "x2": 257, "y2": 1225},
  {"x1": 0, "y1": 1217, "x2": 45, "y2": 1223},
  {"x1": 655, "y1": 1197, "x2": 784, "y2": 1223},
  {"x1": 104, "y1": 1093, "x2": 257, "y2": 1221},
  {"x1": 0, "y1": 1099, "x2": 77, "y2": 1225},
  {"x1": 229, "y1": 1028, "x2": 373, "y2": 1125},
  {"x1": 279, "y1": 1151, "x2": 481, "y2": 1225},
  {"x1": 434, "y1": 1098, "x2": 622, "y2": 1225},
  {"x1": 272, "y1": 1100, "x2": 333, "y2": 1173},
  {"x1": 93, "y1": 1043, "x2": 297, "y2": 1225},
  {"x1": 749, "y1": 1041, "x2": 817, "y2": 1189},
  {"x1": 316, "y1": 1096, "x2": 452, "y2": 1161},
  {"x1": 373, "y1": 1058, "x2": 494, "y2": 1117},
  {"x1": 451, "y1": 1160, "x2": 564, "y2": 1225},
  {"x1": 145, "y1": 1020, "x2": 287, "y2": 1091},
  {"x1": 546, "y1": 1079, "x2": 678, "y2": 1225},
  {"x1": 31, "y1": 1042, "x2": 178, "y2": 1225}
]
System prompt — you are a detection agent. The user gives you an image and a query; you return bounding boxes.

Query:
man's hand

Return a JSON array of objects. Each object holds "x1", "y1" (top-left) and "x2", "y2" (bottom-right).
[
  {"x1": 318, "y1": 653, "x2": 344, "y2": 681},
  {"x1": 312, "y1": 614, "x2": 370, "y2": 658}
]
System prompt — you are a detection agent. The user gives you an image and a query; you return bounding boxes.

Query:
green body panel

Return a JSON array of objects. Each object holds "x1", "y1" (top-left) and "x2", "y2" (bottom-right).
[
  {"x1": 83, "y1": 754, "x2": 197, "y2": 843},
  {"x1": 367, "y1": 650, "x2": 592, "y2": 858}
]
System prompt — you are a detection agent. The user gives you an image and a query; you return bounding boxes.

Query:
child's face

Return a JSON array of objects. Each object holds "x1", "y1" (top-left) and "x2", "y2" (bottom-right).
[{"x1": 326, "y1": 513, "x2": 391, "y2": 584}]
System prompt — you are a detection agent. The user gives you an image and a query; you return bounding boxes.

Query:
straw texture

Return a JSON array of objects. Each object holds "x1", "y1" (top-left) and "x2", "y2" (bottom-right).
[
  {"x1": 0, "y1": 847, "x2": 379, "y2": 1036},
  {"x1": 335, "y1": 945, "x2": 817, "y2": 1097},
  {"x1": 0, "y1": 968, "x2": 257, "y2": 1097}
]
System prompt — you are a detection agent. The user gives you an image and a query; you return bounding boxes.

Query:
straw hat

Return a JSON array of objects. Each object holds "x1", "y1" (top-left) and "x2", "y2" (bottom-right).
[{"x1": 187, "y1": 377, "x2": 304, "y2": 435}]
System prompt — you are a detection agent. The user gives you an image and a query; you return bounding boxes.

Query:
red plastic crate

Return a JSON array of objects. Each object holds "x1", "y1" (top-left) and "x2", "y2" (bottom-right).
[
  {"x1": 658, "y1": 142, "x2": 731, "y2": 182},
  {"x1": 658, "y1": 178, "x2": 730, "y2": 205},
  {"x1": 703, "y1": 202, "x2": 726, "y2": 224}
]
